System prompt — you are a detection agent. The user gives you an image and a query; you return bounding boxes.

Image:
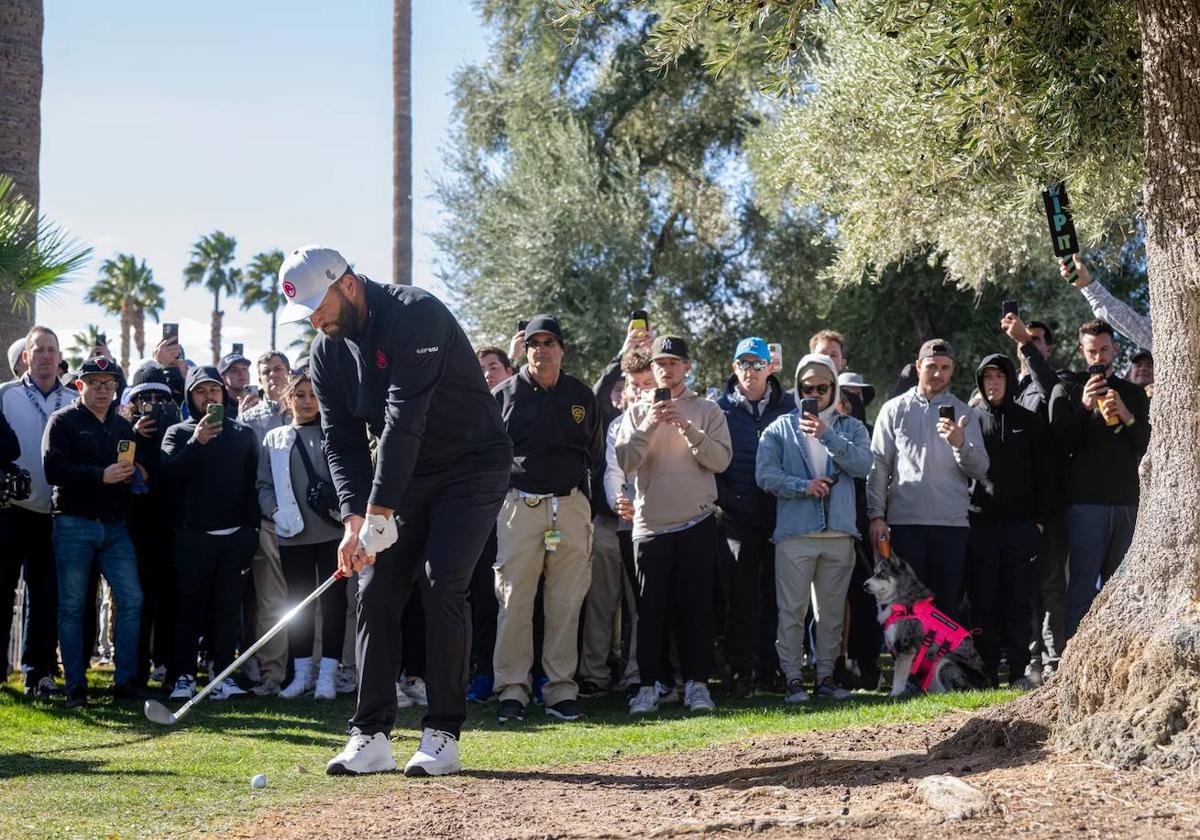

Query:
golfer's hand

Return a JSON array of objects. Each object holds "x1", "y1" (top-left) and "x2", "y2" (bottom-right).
[
  {"x1": 805, "y1": 476, "x2": 834, "y2": 498},
  {"x1": 103, "y1": 461, "x2": 136, "y2": 484},
  {"x1": 339, "y1": 515, "x2": 369, "y2": 576},
  {"x1": 938, "y1": 416, "x2": 968, "y2": 448}
]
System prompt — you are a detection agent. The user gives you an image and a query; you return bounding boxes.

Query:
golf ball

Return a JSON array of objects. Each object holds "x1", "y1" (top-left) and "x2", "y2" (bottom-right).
[{"x1": 251, "y1": 774, "x2": 267, "y2": 789}]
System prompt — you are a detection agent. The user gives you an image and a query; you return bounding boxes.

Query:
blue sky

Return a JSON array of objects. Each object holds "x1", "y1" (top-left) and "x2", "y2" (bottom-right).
[{"x1": 37, "y1": 1, "x2": 488, "y2": 366}]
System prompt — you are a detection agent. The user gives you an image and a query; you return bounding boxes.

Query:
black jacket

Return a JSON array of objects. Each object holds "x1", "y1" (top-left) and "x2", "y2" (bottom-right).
[
  {"x1": 715, "y1": 374, "x2": 796, "y2": 534},
  {"x1": 1049, "y1": 368, "x2": 1150, "y2": 506},
  {"x1": 969, "y1": 354, "x2": 1054, "y2": 525},
  {"x1": 0, "y1": 405, "x2": 18, "y2": 467},
  {"x1": 160, "y1": 417, "x2": 260, "y2": 531},
  {"x1": 1013, "y1": 341, "x2": 1074, "y2": 422},
  {"x1": 309, "y1": 279, "x2": 511, "y2": 519},
  {"x1": 43, "y1": 401, "x2": 134, "y2": 522},
  {"x1": 494, "y1": 366, "x2": 603, "y2": 497}
]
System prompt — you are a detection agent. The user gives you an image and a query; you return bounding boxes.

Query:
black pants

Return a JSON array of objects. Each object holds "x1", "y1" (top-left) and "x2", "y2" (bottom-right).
[
  {"x1": 128, "y1": 510, "x2": 175, "y2": 684},
  {"x1": 468, "y1": 526, "x2": 498, "y2": 677},
  {"x1": 171, "y1": 527, "x2": 257, "y2": 679},
  {"x1": 967, "y1": 517, "x2": 1038, "y2": 684},
  {"x1": 351, "y1": 466, "x2": 507, "y2": 739},
  {"x1": 4, "y1": 507, "x2": 59, "y2": 685},
  {"x1": 718, "y1": 525, "x2": 779, "y2": 681},
  {"x1": 634, "y1": 516, "x2": 718, "y2": 687},
  {"x1": 280, "y1": 540, "x2": 346, "y2": 661},
  {"x1": 845, "y1": 540, "x2": 882, "y2": 673},
  {"x1": 400, "y1": 586, "x2": 425, "y2": 678},
  {"x1": 889, "y1": 524, "x2": 970, "y2": 622}
]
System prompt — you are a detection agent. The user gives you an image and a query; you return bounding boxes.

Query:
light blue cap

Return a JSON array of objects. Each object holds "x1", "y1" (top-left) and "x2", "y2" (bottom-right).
[{"x1": 733, "y1": 337, "x2": 770, "y2": 362}]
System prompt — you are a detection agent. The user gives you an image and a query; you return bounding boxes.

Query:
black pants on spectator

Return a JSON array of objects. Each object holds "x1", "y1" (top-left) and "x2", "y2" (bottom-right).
[
  {"x1": 845, "y1": 539, "x2": 882, "y2": 678},
  {"x1": 351, "y1": 466, "x2": 507, "y2": 739},
  {"x1": 719, "y1": 525, "x2": 779, "y2": 682},
  {"x1": 5, "y1": 507, "x2": 59, "y2": 687},
  {"x1": 171, "y1": 527, "x2": 257, "y2": 679},
  {"x1": 634, "y1": 516, "x2": 718, "y2": 687},
  {"x1": 128, "y1": 510, "x2": 175, "y2": 684},
  {"x1": 280, "y1": 540, "x2": 346, "y2": 661},
  {"x1": 967, "y1": 517, "x2": 1038, "y2": 684},
  {"x1": 468, "y1": 526, "x2": 498, "y2": 678},
  {"x1": 889, "y1": 524, "x2": 970, "y2": 622},
  {"x1": 1029, "y1": 508, "x2": 1067, "y2": 674}
]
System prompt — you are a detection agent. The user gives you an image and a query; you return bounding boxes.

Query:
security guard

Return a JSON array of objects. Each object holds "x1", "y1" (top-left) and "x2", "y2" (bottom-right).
[
  {"x1": 492, "y1": 315, "x2": 602, "y2": 724},
  {"x1": 277, "y1": 245, "x2": 511, "y2": 778}
]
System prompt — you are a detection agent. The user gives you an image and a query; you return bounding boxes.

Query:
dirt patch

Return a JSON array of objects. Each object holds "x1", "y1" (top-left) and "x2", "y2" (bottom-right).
[{"x1": 229, "y1": 713, "x2": 1200, "y2": 838}]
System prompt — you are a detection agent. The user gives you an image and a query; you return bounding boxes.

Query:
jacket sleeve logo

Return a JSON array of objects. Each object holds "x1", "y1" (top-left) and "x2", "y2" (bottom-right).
[
  {"x1": 571, "y1": 405, "x2": 586, "y2": 424},
  {"x1": 375, "y1": 350, "x2": 389, "y2": 370}
]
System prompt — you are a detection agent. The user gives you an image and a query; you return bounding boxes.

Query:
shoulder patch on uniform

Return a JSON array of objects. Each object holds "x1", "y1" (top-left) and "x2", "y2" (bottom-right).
[{"x1": 571, "y1": 405, "x2": 586, "y2": 424}]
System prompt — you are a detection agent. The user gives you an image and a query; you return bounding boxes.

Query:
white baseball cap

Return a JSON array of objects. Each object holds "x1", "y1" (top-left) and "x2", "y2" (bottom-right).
[{"x1": 278, "y1": 245, "x2": 350, "y2": 324}]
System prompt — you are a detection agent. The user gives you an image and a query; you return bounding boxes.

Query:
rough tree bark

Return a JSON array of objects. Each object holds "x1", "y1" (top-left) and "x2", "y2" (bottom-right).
[
  {"x1": 392, "y1": 0, "x2": 412, "y2": 286},
  {"x1": 0, "y1": 0, "x2": 43, "y2": 351}
]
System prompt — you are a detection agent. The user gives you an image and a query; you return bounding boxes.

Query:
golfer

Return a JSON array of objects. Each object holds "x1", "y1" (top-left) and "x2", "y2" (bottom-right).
[{"x1": 278, "y1": 245, "x2": 511, "y2": 777}]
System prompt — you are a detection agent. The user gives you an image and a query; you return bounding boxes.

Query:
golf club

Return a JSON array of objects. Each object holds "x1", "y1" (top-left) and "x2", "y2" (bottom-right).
[{"x1": 145, "y1": 569, "x2": 346, "y2": 726}]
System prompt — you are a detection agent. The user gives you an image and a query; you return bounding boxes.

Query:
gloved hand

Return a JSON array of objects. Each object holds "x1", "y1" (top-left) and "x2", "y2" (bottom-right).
[{"x1": 357, "y1": 512, "x2": 399, "y2": 557}]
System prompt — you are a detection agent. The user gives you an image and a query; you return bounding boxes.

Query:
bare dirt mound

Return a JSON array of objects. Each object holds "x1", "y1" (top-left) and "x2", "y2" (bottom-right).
[{"x1": 232, "y1": 712, "x2": 1200, "y2": 838}]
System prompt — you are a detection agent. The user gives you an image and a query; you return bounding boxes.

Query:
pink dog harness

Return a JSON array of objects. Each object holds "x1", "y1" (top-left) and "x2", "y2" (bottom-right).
[{"x1": 883, "y1": 597, "x2": 973, "y2": 691}]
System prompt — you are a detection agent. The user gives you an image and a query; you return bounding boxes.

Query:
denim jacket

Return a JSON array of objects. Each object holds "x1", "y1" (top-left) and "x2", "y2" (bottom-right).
[{"x1": 755, "y1": 410, "x2": 873, "y2": 542}]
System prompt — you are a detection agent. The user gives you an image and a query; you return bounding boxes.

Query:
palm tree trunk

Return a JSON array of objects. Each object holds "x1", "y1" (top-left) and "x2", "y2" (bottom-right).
[
  {"x1": 0, "y1": 0, "x2": 45, "y2": 350},
  {"x1": 393, "y1": 0, "x2": 412, "y2": 285},
  {"x1": 211, "y1": 290, "x2": 222, "y2": 365},
  {"x1": 270, "y1": 309, "x2": 277, "y2": 352},
  {"x1": 132, "y1": 307, "x2": 146, "y2": 360},
  {"x1": 118, "y1": 297, "x2": 132, "y2": 373}
]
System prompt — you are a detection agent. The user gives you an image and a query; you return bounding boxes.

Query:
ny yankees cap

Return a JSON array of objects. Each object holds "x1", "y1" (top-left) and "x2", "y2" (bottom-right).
[
  {"x1": 652, "y1": 335, "x2": 690, "y2": 361},
  {"x1": 278, "y1": 245, "x2": 351, "y2": 324}
]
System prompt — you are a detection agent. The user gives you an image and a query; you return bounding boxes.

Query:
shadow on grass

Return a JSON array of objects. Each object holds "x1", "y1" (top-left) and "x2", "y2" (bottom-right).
[{"x1": 0, "y1": 752, "x2": 176, "y2": 780}]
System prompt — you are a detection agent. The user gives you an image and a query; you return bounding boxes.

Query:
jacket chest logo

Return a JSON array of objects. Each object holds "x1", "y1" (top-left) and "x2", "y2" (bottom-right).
[
  {"x1": 375, "y1": 350, "x2": 388, "y2": 370},
  {"x1": 571, "y1": 405, "x2": 586, "y2": 424}
]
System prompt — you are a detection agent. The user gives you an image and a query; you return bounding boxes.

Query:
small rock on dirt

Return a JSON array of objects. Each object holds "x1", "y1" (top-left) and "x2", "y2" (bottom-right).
[{"x1": 914, "y1": 775, "x2": 995, "y2": 821}]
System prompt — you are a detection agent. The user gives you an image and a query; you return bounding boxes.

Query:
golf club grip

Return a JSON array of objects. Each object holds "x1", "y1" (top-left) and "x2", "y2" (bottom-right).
[{"x1": 173, "y1": 571, "x2": 346, "y2": 719}]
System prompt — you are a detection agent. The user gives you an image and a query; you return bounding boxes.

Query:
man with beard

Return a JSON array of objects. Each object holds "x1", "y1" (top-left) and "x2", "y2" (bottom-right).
[{"x1": 278, "y1": 245, "x2": 510, "y2": 777}]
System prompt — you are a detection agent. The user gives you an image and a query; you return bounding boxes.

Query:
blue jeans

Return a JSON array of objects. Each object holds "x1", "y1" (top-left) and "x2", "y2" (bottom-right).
[
  {"x1": 888, "y1": 524, "x2": 970, "y2": 622},
  {"x1": 1065, "y1": 504, "x2": 1137, "y2": 639},
  {"x1": 53, "y1": 516, "x2": 143, "y2": 692}
]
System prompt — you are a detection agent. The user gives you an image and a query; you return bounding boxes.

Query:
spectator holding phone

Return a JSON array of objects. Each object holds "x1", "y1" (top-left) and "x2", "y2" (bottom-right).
[
  {"x1": 218, "y1": 350, "x2": 256, "y2": 419},
  {"x1": 756, "y1": 354, "x2": 872, "y2": 702},
  {"x1": 1049, "y1": 320, "x2": 1150, "y2": 639},
  {"x1": 616, "y1": 335, "x2": 732, "y2": 715},
  {"x1": 42, "y1": 357, "x2": 144, "y2": 708},
  {"x1": 161, "y1": 366, "x2": 260, "y2": 702},
  {"x1": 866, "y1": 339, "x2": 989, "y2": 620}
]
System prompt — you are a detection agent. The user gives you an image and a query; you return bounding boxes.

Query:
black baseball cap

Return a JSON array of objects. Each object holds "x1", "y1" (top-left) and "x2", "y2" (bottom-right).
[
  {"x1": 917, "y1": 338, "x2": 956, "y2": 360},
  {"x1": 78, "y1": 356, "x2": 120, "y2": 379},
  {"x1": 652, "y1": 335, "x2": 690, "y2": 361},
  {"x1": 218, "y1": 352, "x2": 251, "y2": 375},
  {"x1": 523, "y1": 314, "x2": 563, "y2": 344}
]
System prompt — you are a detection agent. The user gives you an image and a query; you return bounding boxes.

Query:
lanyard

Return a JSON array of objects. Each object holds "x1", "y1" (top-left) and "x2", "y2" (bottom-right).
[
  {"x1": 550, "y1": 495, "x2": 558, "y2": 527},
  {"x1": 22, "y1": 379, "x2": 70, "y2": 426}
]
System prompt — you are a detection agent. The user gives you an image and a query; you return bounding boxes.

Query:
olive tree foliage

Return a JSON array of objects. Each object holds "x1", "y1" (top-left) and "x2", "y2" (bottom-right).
[{"x1": 559, "y1": 0, "x2": 1144, "y2": 289}]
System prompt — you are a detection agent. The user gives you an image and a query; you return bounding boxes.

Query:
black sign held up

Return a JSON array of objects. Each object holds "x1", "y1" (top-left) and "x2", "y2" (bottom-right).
[{"x1": 1042, "y1": 182, "x2": 1079, "y2": 257}]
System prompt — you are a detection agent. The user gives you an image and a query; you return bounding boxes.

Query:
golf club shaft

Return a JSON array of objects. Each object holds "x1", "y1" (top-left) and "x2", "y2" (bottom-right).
[{"x1": 170, "y1": 570, "x2": 345, "y2": 721}]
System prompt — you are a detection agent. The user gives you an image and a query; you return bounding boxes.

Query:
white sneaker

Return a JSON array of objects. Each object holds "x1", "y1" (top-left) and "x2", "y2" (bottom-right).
[
  {"x1": 335, "y1": 665, "x2": 358, "y2": 694},
  {"x1": 149, "y1": 665, "x2": 167, "y2": 684},
  {"x1": 629, "y1": 686, "x2": 659, "y2": 715},
  {"x1": 403, "y1": 728, "x2": 461, "y2": 777},
  {"x1": 401, "y1": 676, "x2": 428, "y2": 707},
  {"x1": 209, "y1": 677, "x2": 247, "y2": 701},
  {"x1": 169, "y1": 674, "x2": 196, "y2": 700},
  {"x1": 280, "y1": 658, "x2": 314, "y2": 699},
  {"x1": 656, "y1": 680, "x2": 680, "y2": 704},
  {"x1": 314, "y1": 658, "x2": 338, "y2": 700},
  {"x1": 395, "y1": 681, "x2": 415, "y2": 709},
  {"x1": 326, "y1": 732, "x2": 398, "y2": 776},
  {"x1": 684, "y1": 680, "x2": 715, "y2": 712}
]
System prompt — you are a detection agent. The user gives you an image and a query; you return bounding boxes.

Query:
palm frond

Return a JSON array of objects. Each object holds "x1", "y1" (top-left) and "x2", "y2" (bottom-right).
[{"x1": 0, "y1": 176, "x2": 92, "y2": 315}]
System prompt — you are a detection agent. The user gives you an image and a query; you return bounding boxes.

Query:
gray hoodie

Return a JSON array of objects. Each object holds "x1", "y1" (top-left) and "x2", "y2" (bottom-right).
[{"x1": 866, "y1": 383, "x2": 989, "y2": 528}]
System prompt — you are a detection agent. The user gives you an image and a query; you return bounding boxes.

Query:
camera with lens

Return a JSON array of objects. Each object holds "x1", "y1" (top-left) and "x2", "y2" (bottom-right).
[{"x1": 0, "y1": 465, "x2": 32, "y2": 506}]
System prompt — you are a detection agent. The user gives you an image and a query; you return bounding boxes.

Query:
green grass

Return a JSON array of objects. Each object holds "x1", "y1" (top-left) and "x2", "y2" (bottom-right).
[{"x1": 0, "y1": 672, "x2": 1017, "y2": 838}]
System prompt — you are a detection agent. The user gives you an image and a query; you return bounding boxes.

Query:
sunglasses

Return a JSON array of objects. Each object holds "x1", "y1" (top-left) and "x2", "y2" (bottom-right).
[
  {"x1": 526, "y1": 338, "x2": 560, "y2": 349},
  {"x1": 135, "y1": 392, "x2": 173, "y2": 405},
  {"x1": 800, "y1": 384, "x2": 832, "y2": 396},
  {"x1": 735, "y1": 360, "x2": 768, "y2": 371}
]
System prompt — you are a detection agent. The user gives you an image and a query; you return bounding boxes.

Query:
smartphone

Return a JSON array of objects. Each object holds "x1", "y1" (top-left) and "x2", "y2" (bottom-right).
[
  {"x1": 767, "y1": 343, "x2": 783, "y2": 372},
  {"x1": 244, "y1": 384, "x2": 260, "y2": 398},
  {"x1": 162, "y1": 322, "x2": 179, "y2": 342},
  {"x1": 116, "y1": 440, "x2": 136, "y2": 464},
  {"x1": 800, "y1": 397, "x2": 819, "y2": 417},
  {"x1": 1001, "y1": 300, "x2": 1019, "y2": 319},
  {"x1": 629, "y1": 309, "x2": 649, "y2": 332},
  {"x1": 621, "y1": 481, "x2": 635, "y2": 501},
  {"x1": 97, "y1": 332, "x2": 107, "y2": 346},
  {"x1": 938, "y1": 404, "x2": 956, "y2": 422},
  {"x1": 1086, "y1": 363, "x2": 1109, "y2": 392},
  {"x1": 232, "y1": 342, "x2": 244, "y2": 356},
  {"x1": 653, "y1": 388, "x2": 671, "y2": 403},
  {"x1": 517, "y1": 320, "x2": 528, "y2": 332},
  {"x1": 205, "y1": 403, "x2": 224, "y2": 426}
]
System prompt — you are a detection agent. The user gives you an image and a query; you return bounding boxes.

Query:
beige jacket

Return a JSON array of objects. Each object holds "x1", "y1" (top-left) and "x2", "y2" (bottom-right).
[{"x1": 615, "y1": 392, "x2": 733, "y2": 539}]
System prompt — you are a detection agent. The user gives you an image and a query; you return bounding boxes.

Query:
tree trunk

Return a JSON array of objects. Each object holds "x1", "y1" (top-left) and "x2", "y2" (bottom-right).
[
  {"x1": 392, "y1": 0, "x2": 412, "y2": 285},
  {"x1": 269, "y1": 310, "x2": 277, "y2": 352},
  {"x1": 0, "y1": 0, "x2": 44, "y2": 350},
  {"x1": 118, "y1": 297, "x2": 132, "y2": 373},
  {"x1": 977, "y1": 0, "x2": 1200, "y2": 770},
  {"x1": 211, "y1": 290, "x2": 222, "y2": 365},
  {"x1": 132, "y1": 307, "x2": 146, "y2": 360}
]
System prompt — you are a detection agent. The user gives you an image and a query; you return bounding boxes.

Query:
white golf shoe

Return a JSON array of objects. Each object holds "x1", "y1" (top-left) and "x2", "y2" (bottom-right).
[
  {"x1": 403, "y1": 728, "x2": 461, "y2": 777},
  {"x1": 326, "y1": 732, "x2": 398, "y2": 776}
]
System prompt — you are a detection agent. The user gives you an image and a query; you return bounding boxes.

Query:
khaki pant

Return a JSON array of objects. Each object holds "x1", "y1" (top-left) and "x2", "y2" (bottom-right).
[
  {"x1": 493, "y1": 488, "x2": 592, "y2": 706},
  {"x1": 578, "y1": 515, "x2": 623, "y2": 685},
  {"x1": 774, "y1": 535, "x2": 855, "y2": 682},
  {"x1": 250, "y1": 527, "x2": 288, "y2": 684}
]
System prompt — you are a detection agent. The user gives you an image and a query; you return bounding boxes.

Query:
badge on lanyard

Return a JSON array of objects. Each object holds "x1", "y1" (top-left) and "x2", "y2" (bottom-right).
[{"x1": 544, "y1": 529, "x2": 562, "y2": 552}]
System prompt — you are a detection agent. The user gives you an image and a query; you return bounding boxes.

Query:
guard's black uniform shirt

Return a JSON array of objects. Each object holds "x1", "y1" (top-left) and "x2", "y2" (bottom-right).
[
  {"x1": 43, "y1": 401, "x2": 134, "y2": 522},
  {"x1": 309, "y1": 278, "x2": 511, "y2": 519},
  {"x1": 494, "y1": 366, "x2": 603, "y2": 497}
]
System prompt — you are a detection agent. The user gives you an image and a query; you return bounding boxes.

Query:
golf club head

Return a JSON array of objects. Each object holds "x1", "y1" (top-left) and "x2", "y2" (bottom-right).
[{"x1": 144, "y1": 699, "x2": 177, "y2": 725}]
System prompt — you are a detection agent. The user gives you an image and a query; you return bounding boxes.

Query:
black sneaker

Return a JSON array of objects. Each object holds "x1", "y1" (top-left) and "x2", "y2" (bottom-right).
[
  {"x1": 112, "y1": 682, "x2": 159, "y2": 701},
  {"x1": 726, "y1": 674, "x2": 754, "y2": 700},
  {"x1": 577, "y1": 680, "x2": 606, "y2": 699},
  {"x1": 497, "y1": 698, "x2": 525, "y2": 723},
  {"x1": 546, "y1": 698, "x2": 585, "y2": 721},
  {"x1": 26, "y1": 676, "x2": 62, "y2": 698},
  {"x1": 65, "y1": 686, "x2": 88, "y2": 709}
]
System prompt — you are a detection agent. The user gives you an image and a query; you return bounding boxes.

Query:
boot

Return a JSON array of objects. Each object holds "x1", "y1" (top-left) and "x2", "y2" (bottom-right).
[
  {"x1": 314, "y1": 658, "x2": 338, "y2": 700},
  {"x1": 280, "y1": 657, "x2": 314, "y2": 699}
]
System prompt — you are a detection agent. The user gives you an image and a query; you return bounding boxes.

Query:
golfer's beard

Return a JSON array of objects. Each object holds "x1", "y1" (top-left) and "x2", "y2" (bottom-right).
[{"x1": 320, "y1": 297, "x2": 360, "y2": 341}]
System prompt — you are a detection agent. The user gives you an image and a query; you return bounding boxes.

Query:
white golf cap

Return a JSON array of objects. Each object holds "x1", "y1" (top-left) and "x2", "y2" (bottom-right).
[{"x1": 278, "y1": 245, "x2": 350, "y2": 324}]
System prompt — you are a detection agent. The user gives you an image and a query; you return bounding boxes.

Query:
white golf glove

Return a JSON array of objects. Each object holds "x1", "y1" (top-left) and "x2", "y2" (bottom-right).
[{"x1": 358, "y1": 513, "x2": 399, "y2": 557}]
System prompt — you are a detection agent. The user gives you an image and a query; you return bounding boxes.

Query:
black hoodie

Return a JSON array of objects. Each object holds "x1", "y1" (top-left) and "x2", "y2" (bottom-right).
[{"x1": 969, "y1": 354, "x2": 1054, "y2": 525}]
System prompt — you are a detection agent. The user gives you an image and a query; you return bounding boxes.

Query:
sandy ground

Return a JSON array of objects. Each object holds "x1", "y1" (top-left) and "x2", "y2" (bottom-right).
[{"x1": 228, "y1": 712, "x2": 1200, "y2": 839}]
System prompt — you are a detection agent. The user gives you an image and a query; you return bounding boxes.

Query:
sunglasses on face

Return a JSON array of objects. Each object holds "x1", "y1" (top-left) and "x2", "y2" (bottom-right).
[
  {"x1": 526, "y1": 339, "x2": 559, "y2": 349},
  {"x1": 800, "y1": 384, "x2": 832, "y2": 396},
  {"x1": 736, "y1": 360, "x2": 768, "y2": 371},
  {"x1": 135, "y1": 393, "x2": 172, "y2": 406}
]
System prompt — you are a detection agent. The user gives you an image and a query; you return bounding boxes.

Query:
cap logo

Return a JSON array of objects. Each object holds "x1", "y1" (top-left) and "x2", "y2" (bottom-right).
[
  {"x1": 571, "y1": 405, "x2": 586, "y2": 424},
  {"x1": 95, "y1": 358, "x2": 109, "y2": 370},
  {"x1": 325, "y1": 269, "x2": 336, "y2": 281},
  {"x1": 376, "y1": 350, "x2": 389, "y2": 370},
  {"x1": 282, "y1": 281, "x2": 297, "y2": 298}
]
